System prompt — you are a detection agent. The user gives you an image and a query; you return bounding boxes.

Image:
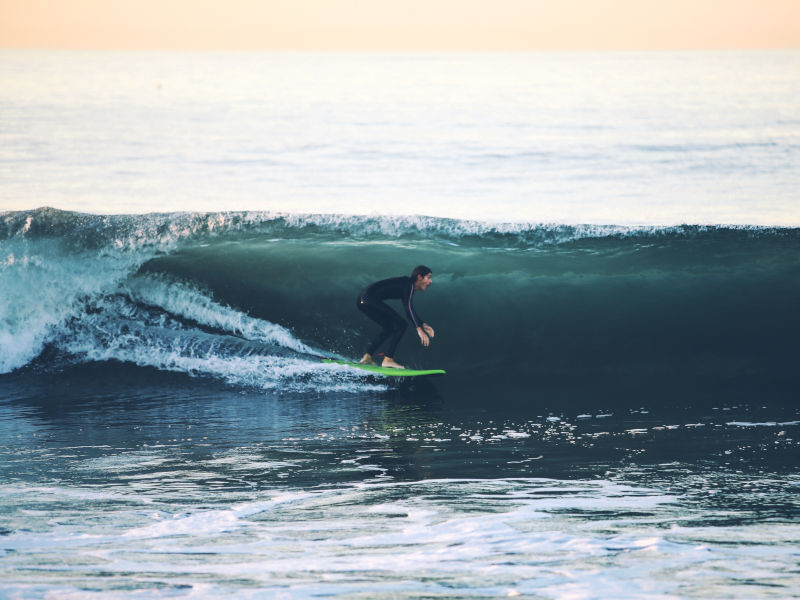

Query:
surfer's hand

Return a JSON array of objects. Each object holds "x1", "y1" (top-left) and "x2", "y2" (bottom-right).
[
  {"x1": 422, "y1": 324, "x2": 435, "y2": 338},
  {"x1": 417, "y1": 327, "x2": 430, "y2": 347}
]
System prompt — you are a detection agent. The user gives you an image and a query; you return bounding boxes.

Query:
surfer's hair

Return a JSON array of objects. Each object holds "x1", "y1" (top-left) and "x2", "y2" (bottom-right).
[{"x1": 411, "y1": 265, "x2": 432, "y2": 281}]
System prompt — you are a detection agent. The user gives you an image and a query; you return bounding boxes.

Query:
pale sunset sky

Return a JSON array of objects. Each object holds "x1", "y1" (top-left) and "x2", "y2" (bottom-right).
[{"x1": 1, "y1": 0, "x2": 798, "y2": 51}]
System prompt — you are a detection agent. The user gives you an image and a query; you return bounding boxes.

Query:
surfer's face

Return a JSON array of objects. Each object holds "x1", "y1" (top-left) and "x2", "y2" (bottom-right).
[{"x1": 415, "y1": 273, "x2": 433, "y2": 291}]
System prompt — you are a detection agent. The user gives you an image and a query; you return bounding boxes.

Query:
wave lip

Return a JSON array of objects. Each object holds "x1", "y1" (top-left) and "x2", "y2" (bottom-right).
[{"x1": 4, "y1": 206, "x2": 796, "y2": 248}]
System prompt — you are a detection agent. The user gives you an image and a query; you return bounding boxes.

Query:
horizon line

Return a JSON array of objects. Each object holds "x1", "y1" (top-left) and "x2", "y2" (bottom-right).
[{"x1": 2, "y1": 45, "x2": 799, "y2": 52}]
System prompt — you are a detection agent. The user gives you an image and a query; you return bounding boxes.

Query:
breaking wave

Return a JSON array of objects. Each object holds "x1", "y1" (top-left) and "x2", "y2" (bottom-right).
[{"x1": 2, "y1": 208, "x2": 799, "y2": 399}]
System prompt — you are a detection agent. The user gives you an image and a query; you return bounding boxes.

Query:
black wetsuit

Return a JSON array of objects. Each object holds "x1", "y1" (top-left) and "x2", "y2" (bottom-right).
[{"x1": 357, "y1": 276, "x2": 424, "y2": 358}]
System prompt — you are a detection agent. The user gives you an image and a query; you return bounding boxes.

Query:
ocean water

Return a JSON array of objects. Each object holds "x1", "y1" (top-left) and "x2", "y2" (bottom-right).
[
  {"x1": 2, "y1": 50, "x2": 799, "y2": 223},
  {"x1": 1, "y1": 51, "x2": 800, "y2": 598}
]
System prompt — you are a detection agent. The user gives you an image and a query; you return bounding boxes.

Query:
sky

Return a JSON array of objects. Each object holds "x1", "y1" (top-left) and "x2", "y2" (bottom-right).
[{"x1": 1, "y1": 0, "x2": 799, "y2": 51}]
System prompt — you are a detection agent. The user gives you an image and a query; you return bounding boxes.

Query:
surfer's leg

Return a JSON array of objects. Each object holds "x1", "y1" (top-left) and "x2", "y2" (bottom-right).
[
  {"x1": 357, "y1": 298, "x2": 402, "y2": 356},
  {"x1": 384, "y1": 317, "x2": 408, "y2": 360}
]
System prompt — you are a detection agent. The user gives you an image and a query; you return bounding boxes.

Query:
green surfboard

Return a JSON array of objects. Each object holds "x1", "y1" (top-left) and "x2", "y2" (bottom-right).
[{"x1": 322, "y1": 358, "x2": 445, "y2": 377}]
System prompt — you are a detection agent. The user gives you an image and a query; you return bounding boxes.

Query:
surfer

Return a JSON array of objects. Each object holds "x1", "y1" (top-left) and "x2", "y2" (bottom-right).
[{"x1": 356, "y1": 265, "x2": 435, "y2": 369}]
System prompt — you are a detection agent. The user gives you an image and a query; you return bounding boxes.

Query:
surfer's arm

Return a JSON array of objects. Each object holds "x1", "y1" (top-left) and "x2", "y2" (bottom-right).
[
  {"x1": 405, "y1": 281, "x2": 434, "y2": 346},
  {"x1": 404, "y1": 283, "x2": 424, "y2": 329}
]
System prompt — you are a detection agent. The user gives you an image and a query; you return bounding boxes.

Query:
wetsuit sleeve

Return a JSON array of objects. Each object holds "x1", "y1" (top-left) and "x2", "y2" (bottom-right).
[{"x1": 404, "y1": 282, "x2": 424, "y2": 328}]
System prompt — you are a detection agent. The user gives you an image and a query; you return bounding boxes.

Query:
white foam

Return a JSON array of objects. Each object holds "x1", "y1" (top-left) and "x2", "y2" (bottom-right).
[
  {"x1": 0, "y1": 239, "x2": 141, "y2": 373},
  {"x1": 67, "y1": 332, "x2": 374, "y2": 393},
  {"x1": 9, "y1": 476, "x2": 795, "y2": 599},
  {"x1": 0, "y1": 210, "x2": 245, "y2": 373},
  {"x1": 50, "y1": 293, "x2": 380, "y2": 393},
  {"x1": 727, "y1": 421, "x2": 799, "y2": 427},
  {"x1": 122, "y1": 491, "x2": 320, "y2": 539}
]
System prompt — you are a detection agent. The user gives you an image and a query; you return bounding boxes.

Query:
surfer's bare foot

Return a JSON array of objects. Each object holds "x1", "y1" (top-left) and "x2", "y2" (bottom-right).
[
  {"x1": 359, "y1": 353, "x2": 377, "y2": 365},
  {"x1": 381, "y1": 357, "x2": 405, "y2": 369}
]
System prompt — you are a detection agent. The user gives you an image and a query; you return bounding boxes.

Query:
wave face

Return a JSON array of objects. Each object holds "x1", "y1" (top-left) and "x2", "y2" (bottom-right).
[{"x1": 2, "y1": 208, "x2": 799, "y2": 400}]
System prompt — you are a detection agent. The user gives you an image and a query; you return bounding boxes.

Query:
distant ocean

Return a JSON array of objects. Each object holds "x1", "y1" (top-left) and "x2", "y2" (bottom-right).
[{"x1": 1, "y1": 51, "x2": 799, "y2": 599}]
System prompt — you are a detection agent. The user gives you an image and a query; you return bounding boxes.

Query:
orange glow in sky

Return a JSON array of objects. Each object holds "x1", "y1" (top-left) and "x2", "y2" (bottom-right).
[{"x1": 1, "y1": 0, "x2": 799, "y2": 50}]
